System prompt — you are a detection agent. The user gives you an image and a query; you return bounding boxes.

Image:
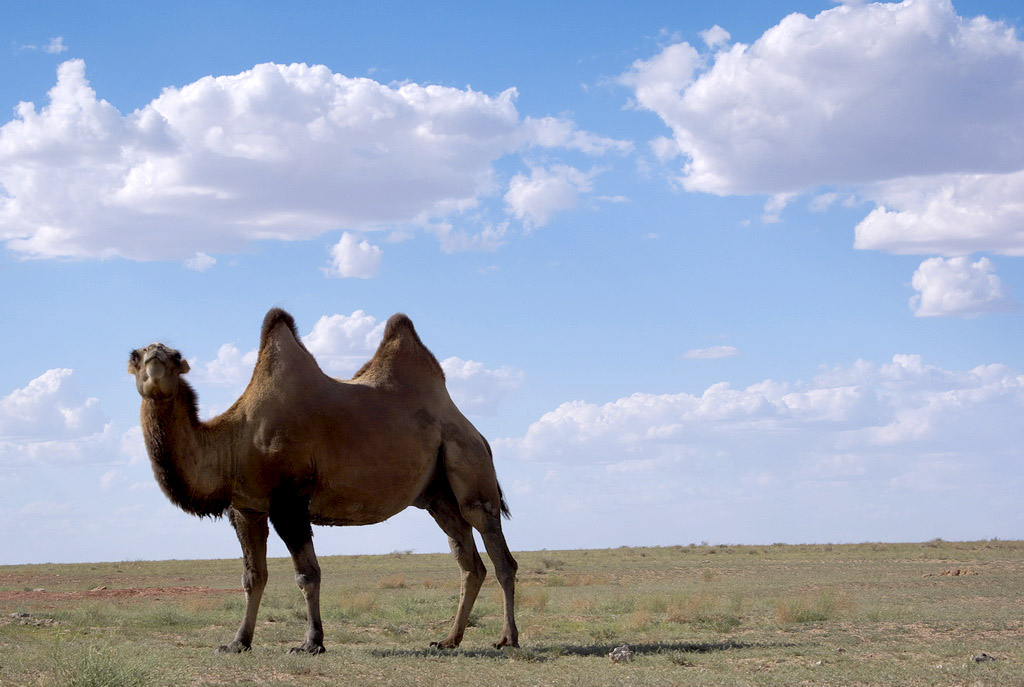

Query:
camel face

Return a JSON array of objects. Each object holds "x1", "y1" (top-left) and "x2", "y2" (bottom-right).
[{"x1": 128, "y1": 343, "x2": 191, "y2": 400}]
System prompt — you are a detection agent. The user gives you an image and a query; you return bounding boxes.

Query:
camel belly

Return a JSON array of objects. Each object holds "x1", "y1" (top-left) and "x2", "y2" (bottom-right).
[
  {"x1": 308, "y1": 481, "x2": 424, "y2": 526},
  {"x1": 306, "y1": 445, "x2": 437, "y2": 526}
]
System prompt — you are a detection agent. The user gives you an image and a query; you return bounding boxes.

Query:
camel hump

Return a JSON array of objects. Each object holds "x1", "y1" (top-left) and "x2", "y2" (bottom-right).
[
  {"x1": 353, "y1": 313, "x2": 444, "y2": 382},
  {"x1": 260, "y1": 308, "x2": 301, "y2": 351}
]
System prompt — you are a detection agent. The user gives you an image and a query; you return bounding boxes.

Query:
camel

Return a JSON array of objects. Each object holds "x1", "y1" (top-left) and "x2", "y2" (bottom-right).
[{"x1": 127, "y1": 308, "x2": 518, "y2": 654}]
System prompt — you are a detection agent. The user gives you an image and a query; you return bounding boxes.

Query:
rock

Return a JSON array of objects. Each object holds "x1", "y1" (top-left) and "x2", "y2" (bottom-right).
[{"x1": 609, "y1": 645, "x2": 635, "y2": 663}]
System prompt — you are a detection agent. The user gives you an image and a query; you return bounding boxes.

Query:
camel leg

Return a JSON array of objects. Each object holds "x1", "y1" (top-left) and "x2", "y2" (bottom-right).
[
  {"x1": 271, "y1": 509, "x2": 326, "y2": 654},
  {"x1": 427, "y1": 494, "x2": 487, "y2": 649},
  {"x1": 218, "y1": 507, "x2": 269, "y2": 653},
  {"x1": 463, "y1": 507, "x2": 519, "y2": 648}
]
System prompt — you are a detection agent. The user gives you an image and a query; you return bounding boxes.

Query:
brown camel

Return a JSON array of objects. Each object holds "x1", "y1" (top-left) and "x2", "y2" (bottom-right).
[{"x1": 128, "y1": 308, "x2": 518, "y2": 654}]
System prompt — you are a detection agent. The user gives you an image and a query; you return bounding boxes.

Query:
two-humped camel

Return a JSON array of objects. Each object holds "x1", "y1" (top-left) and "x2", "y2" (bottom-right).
[{"x1": 128, "y1": 308, "x2": 518, "y2": 654}]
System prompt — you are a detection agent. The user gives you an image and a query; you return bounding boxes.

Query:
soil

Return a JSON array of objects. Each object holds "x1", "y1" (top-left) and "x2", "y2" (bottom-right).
[{"x1": 0, "y1": 586, "x2": 238, "y2": 602}]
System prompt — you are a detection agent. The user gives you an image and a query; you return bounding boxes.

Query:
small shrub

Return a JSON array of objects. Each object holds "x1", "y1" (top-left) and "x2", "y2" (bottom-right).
[
  {"x1": 775, "y1": 591, "x2": 850, "y2": 625},
  {"x1": 379, "y1": 574, "x2": 406, "y2": 589},
  {"x1": 564, "y1": 573, "x2": 600, "y2": 586},
  {"x1": 520, "y1": 590, "x2": 549, "y2": 611},
  {"x1": 543, "y1": 575, "x2": 566, "y2": 588},
  {"x1": 626, "y1": 609, "x2": 653, "y2": 631},
  {"x1": 339, "y1": 592, "x2": 379, "y2": 618}
]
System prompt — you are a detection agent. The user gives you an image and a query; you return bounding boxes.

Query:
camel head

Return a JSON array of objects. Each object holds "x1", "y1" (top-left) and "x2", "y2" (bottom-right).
[{"x1": 128, "y1": 343, "x2": 191, "y2": 400}]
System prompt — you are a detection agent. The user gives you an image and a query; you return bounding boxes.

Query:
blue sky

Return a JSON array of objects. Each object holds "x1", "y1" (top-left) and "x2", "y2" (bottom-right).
[{"x1": 2, "y1": 0, "x2": 1023, "y2": 564}]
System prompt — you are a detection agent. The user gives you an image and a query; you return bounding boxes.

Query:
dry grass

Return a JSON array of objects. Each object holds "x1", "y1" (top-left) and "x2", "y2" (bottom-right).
[{"x1": 2, "y1": 540, "x2": 1024, "y2": 686}]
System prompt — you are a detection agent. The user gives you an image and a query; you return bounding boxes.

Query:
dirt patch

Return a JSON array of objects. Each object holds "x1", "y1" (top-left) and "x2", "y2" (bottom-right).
[
  {"x1": 0, "y1": 586, "x2": 239, "y2": 602},
  {"x1": 922, "y1": 568, "x2": 979, "y2": 578}
]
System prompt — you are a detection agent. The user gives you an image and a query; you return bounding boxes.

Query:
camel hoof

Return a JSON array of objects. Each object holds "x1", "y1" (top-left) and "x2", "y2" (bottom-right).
[
  {"x1": 288, "y1": 642, "x2": 326, "y2": 655},
  {"x1": 216, "y1": 641, "x2": 251, "y2": 654},
  {"x1": 430, "y1": 639, "x2": 460, "y2": 650},
  {"x1": 492, "y1": 637, "x2": 519, "y2": 649}
]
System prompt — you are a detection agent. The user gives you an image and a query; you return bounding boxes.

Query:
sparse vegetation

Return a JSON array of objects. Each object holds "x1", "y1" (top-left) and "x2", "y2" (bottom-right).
[{"x1": 1, "y1": 540, "x2": 1023, "y2": 686}]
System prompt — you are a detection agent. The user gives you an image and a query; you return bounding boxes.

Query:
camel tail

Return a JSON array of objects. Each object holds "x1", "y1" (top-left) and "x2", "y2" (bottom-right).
[
  {"x1": 498, "y1": 481, "x2": 512, "y2": 520},
  {"x1": 483, "y1": 436, "x2": 511, "y2": 519}
]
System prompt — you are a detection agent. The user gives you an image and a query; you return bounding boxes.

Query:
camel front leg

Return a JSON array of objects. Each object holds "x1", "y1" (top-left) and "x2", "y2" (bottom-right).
[
  {"x1": 271, "y1": 509, "x2": 325, "y2": 654},
  {"x1": 218, "y1": 508, "x2": 269, "y2": 653}
]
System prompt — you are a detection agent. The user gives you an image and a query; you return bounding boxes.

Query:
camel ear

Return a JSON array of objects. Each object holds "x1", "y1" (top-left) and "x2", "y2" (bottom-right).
[{"x1": 127, "y1": 350, "x2": 141, "y2": 374}]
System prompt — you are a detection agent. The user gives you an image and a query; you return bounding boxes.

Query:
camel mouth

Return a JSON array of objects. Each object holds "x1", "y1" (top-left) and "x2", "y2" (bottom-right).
[{"x1": 145, "y1": 358, "x2": 168, "y2": 380}]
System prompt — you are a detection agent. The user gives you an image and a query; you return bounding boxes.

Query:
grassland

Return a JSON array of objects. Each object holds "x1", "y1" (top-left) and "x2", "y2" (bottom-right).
[{"x1": 1, "y1": 540, "x2": 1022, "y2": 686}]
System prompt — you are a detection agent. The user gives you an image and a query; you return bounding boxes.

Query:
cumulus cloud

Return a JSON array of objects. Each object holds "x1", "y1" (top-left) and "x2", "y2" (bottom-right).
[
  {"x1": 440, "y1": 357, "x2": 524, "y2": 416},
  {"x1": 624, "y1": 0, "x2": 1024, "y2": 196},
  {"x1": 189, "y1": 344, "x2": 259, "y2": 387},
  {"x1": 495, "y1": 354, "x2": 1024, "y2": 544},
  {"x1": 504, "y1": 165, "x2": 596, "y2": 228},
  {"x1": 0, "y1": 369, "x2": 106, "y2": 441},
  {"x1": 909, "y1": 256, "x2": 1017, "y2": 317},
  {"x1": 0, "y1": 60, "x2": 627, "y2": 263},
  {"x1": 303, "y1": 310, "x2": 385, "y2": 376},
  {"x1": 184, "y1": 252, "x2": 216, "y2": 272},
  {"x1": 854, "y1": 171, "x2": 1024, "y2": 256},
  {"x1": 324, "y1": 232, "x2": 383, "y2": 278},
  {"x1": 0, "y1": 369, "x2": 123, "y2": 465},
  {"x1": 622, "y1": 0, "x2": 1024, "y2": 282}
]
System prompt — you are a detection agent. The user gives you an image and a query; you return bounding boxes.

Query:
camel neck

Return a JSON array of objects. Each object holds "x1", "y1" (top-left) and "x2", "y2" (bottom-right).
[{"x1": 141, "y1": 382, "x2": 233, "y2": 517}]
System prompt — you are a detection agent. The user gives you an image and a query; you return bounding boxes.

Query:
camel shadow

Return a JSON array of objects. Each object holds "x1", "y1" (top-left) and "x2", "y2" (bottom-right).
[{"x1": 371, "y1": 639, "x2": 790, "y2": 661}]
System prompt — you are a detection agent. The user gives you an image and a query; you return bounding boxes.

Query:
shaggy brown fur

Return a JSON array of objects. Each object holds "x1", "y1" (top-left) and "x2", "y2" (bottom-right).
[{"x1": 128, "y1": 308, "x2": 518, "y2": 654}]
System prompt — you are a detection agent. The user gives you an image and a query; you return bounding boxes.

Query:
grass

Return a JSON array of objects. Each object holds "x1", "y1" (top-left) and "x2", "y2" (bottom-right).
[{"x1": 1, "y1": 540, "x2": 1023, "y2": 685}]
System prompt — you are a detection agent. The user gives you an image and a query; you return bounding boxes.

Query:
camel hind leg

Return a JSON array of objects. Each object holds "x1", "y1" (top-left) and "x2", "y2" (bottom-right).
[
  {"x1": 442, "y1": 436, "x2": 519, "y2": 648},
  {"x1": 426, "y1": 491, "x2": 487, "y2": 649}
]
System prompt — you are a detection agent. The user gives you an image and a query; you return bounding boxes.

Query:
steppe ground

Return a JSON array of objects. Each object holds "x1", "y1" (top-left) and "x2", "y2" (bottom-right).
[{"x1": 1, "y1": 540, "x2": 1022, "y2": 686}]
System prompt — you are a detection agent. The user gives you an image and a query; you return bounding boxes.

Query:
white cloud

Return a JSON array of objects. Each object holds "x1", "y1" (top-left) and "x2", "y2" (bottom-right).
[
  {"x1": 0, "y1": 369, "x2": 106, "y2": 441},
  {"x1": 440, "y1": 357, "x2": 524, "y2": 416},
  {"x1": 0, "y1": 60, "x2": 625, "y2": 262},
  {"x1": 45, "y1": 37, "x2": 68, "y2": 54},
  {"x1": 683, "y1": 345, "x2": 739, "y2": 360},
  {"x1": 18, "y1": 37, "x2": 68, "y2": 53},
  {"x1": 324, "y1": 232, "x2": 383, "y2": 279},
  {"x1": 624, "y1": 0, "x2": 1024, "y2": 196},
  {"x1": 504, "y1": 165, "x2": 596, "y2": 228},
  {"x1": 761, "y1": 193, "x2": 793, "y2": 224},
  {"x1": 0, "y1": 369, "x2": 129, "y2": 466},
  {"x1": 190, "y1": 343, "x2": 259, "y2": 387},
  {"x1": 854, "y1": 171, "x2": 1024, "y2": 256},
  {"x1": 494, "y1": 354, "x2": 1024, "y2": 545},
  {"x1": 909, "y1": 256, "x2": 1017, "y2": 317},
  {"x1": 520, "y1": 116, "x2": 633, "y2": 155},
  {"x1": 622, "y1": 0, "x2": 1024, "y2": 271},
  {"x1": 700, "y1": 25, "x2": 731, "y2": 49},
  {"x1": 184, "y1": 252, "x2": 216, "y2": 271},
  {"x1": 428, "y1": 221, "x2": 508, "y2": 253},
  {"x1": 303, "y1": 310, "x2": 385, "y2": 376}
]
